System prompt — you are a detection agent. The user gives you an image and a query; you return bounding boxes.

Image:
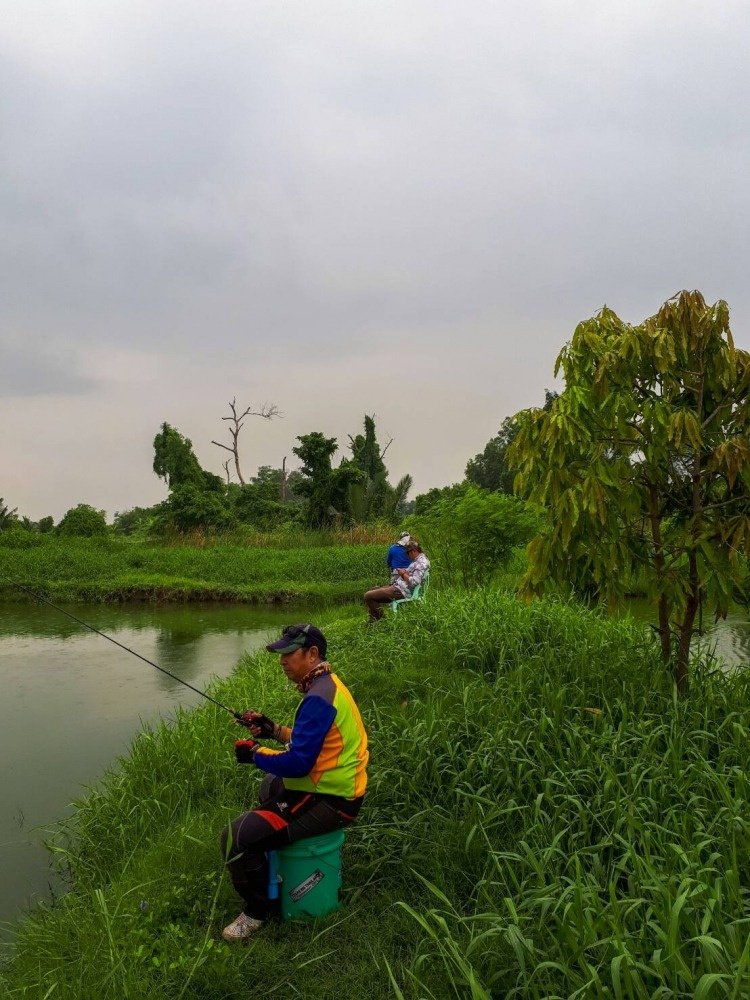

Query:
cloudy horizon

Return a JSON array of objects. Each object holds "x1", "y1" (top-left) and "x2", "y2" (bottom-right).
[{"x1": 2, "y1": 0, "x2": 749, "y2": 521}]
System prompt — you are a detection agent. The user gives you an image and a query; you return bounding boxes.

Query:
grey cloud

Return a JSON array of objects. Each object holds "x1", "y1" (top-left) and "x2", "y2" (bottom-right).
[
  {"x1": 0, "y1": 346, "x2": 96, "y2": 397},
  {"x1": 1, "y1": 0, "x2": 750, "y2": 520}
]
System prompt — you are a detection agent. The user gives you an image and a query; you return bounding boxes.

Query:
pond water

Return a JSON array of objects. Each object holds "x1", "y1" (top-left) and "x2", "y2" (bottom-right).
[
  {"x1": 0, "y1": 601, "x2": 308, "y2": 932},
  {"x1": 623, "y1": 600, "x2": 750, "y2": 672}
]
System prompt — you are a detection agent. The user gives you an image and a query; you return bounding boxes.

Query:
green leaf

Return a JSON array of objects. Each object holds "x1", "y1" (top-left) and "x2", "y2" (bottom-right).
[{"x1": 694, "y1": 974, "x2": 731, "y2": 1000}]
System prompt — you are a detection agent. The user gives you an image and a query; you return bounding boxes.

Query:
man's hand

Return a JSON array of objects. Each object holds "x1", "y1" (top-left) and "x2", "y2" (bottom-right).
[
  {"x1": 237, "y1": 711, "x2": 276, "y2": 738},
  {"x1": 234, "y1": 739, "x2": 261, "y2": 764}
]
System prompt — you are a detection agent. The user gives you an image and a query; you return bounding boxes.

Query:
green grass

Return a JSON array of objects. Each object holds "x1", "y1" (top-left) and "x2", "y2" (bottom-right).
[
  {"x1": 0, "y1": 535, "x2": 388, "y2": 604},
  {"x1": 2, "y1": 590, "x2": 750, "y2": 998}
]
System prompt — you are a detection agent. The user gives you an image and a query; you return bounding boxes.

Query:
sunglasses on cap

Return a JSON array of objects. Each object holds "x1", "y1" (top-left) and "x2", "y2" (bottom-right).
[{"x1": 266, "y1": 623, "x2": 327, "y2": 656}]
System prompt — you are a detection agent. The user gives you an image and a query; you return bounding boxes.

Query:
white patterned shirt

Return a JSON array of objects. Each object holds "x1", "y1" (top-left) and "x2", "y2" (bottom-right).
[{"x1": 394, "y1": 553, "x2": 430, "y2": 598}]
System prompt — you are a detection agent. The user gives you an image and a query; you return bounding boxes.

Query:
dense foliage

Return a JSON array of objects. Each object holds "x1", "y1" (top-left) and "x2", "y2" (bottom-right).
[
  {"x1": 292, "y1": 431, "x2": 363, "y2": 526},
  {"x1": 3, "y1": 592, "x2": 749, "y2": 998},
  {"x1": 112, "y1": 506, "x2": 155, "y2": 537},
  {"x1": 408, "y1": 484, "x2": 539, "y2": 587},
  {"x1": 153, "y1": 422, "x2": 224, "y2": 494},
  {"x1": 56, "y1": 504, "x2": 109, "y2": 538},
  {"x1": 511, "y1": 290, "x2": 750, "y2": 691},
  {"x1": 413, "y1": 482, "x2": 468, "y2": 515},
  {"x1": 148, "y1": 414, "x2": 414, "y2": 533},
  {"x1": 227, "y1": 466, "x2": 305, "y2": 531},
  {"x1": 158, "y1": 484, "x2": 235, "y2": 533}
]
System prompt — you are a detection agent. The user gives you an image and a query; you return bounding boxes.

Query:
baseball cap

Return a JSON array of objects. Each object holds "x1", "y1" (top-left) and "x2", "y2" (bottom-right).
[{"x1": 266, "y1": 623, "x2": 328, "y2": 658}]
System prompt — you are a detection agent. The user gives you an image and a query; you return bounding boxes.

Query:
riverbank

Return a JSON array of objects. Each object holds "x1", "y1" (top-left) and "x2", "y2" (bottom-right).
[
  {"x1": 3, "y1": 590, "x2": 750, "y2": 998},
  {"x1": 0, "y1": 601, "x2": 302, "y2": 929},
  {"x1": 0, "y1": 536, "x2": 386, "y2": 605}
]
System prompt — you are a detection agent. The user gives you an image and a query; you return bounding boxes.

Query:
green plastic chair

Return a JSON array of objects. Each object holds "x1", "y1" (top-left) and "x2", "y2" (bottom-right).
[{"x1": 391, "y1": 570, "x2": 431, "y2": 613}]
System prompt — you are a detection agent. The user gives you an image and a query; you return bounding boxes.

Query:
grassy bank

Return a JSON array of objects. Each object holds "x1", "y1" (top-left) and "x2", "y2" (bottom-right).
[
  {"x1": 3, "y1": 590, "x2": 750, "y2": 998},
  {"x1": 0, "y1": 535, "x2": 387, "y2": 604}
]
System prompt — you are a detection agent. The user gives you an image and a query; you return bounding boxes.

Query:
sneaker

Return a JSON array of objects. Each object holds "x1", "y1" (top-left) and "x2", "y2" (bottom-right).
[{"x1": 222, "y1": 913, "x2": 263, "y2": 942}]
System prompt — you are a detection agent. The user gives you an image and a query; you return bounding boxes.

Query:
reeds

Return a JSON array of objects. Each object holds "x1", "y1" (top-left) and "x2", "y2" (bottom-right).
[{"x1": 2, "y1": 590, "x2": 749, "y2": 998}]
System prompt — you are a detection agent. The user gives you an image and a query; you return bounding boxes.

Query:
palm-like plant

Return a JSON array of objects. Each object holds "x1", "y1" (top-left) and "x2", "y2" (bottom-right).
[{"x1": 0, "y1": 498, "x2": 18, "y2": 530}]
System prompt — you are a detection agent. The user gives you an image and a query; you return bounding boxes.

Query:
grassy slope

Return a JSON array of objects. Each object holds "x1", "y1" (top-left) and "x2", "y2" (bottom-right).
[
  {"x1": 3, "y1": 591, "x2": 750, "y2": 998},
  {"x1": 0, "y1": 537, "x2": 385, "y2": 604}
]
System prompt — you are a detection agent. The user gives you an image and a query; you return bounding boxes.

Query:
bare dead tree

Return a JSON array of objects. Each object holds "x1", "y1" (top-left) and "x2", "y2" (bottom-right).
[
  {"x1": 280, "y1": 456, "x2": 288, "y2": 504},
  {"x1": 211, "y1": 397, "x2": 282, "y2": 485},
  {"x1": 221, "y1": 459, "x2": 231, "y2": 484}
]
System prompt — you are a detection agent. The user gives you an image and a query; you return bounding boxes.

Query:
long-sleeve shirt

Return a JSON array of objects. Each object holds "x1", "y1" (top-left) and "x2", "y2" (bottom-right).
[
  {"x1": 253, "y1": 670, "x2": 368, "y2": 799},
  {"x1": 394, "y1": 553, "x2": 430, "y2": 597}
]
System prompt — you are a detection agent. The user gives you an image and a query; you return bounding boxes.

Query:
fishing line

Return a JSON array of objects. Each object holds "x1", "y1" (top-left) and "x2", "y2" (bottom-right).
[{"x1": 3, "y1": 576, "x2": 243, "y2": 720}]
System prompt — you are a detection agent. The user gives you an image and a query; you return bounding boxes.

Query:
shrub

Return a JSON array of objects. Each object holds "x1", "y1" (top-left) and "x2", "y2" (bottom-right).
[
  {"x1": 231, "y1": 485, "x2": 300, "y2": 530},
  {"x1": 0, "y1": 523, "x2": 45, "y2": 549},
  {"x1": 409, "y1": 485, "x2": 539, "y2": 587},
  {"x1": 157, "y1": 486, "x2": 235, "y2": 532},
  {"x1": 57, "y1": 504, "x2": 108, "y2": 538},
  {"x1": 112, "y1": 506, "x2": 157, "y2": 538}
]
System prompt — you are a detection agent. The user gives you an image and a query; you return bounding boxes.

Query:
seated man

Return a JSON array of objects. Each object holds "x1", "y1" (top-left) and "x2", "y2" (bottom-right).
[
  {"x1": 363, "y1": 541, "x2": 430, "y2": 621},
  {"x1": 220, "y1": 623, "x2": 369, "y2": 941}
]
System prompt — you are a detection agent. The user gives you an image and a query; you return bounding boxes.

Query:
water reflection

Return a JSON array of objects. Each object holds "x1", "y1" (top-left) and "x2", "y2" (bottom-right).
[
  {"x1": 0, "y1": 601, "x2": 308, "y2": 931},
  {"x1": 623, "y1": 600, "x2": 750, "y2": 671},
  {"x1": 0, "y1": 601, "x2": 290, "y2": 639},
  {"x1": 730, "y1": 622, "x2": 750, "y2": 666}
]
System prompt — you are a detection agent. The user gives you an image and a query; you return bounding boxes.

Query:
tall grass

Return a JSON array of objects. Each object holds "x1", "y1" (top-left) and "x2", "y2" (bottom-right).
[
  {"x1": 165, "y1": 522, "x2": 398, "y2": 548},
  {"x1": 0, "y1": 535, "x2": 388, "y2": 604},
  {"x1": 2, "y1": 590, "x2": 750, "y2": 998}
]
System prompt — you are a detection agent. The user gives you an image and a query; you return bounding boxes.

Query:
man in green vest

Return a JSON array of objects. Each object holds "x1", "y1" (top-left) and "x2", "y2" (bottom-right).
[{"x1": 220, "y1": 623, "x2": 369, "y2": 941}]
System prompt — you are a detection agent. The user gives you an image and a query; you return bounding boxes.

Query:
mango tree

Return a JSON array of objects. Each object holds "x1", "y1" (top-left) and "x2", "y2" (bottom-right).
[{"x1": 509, "y1": 290, "x2": 750, "y2": 692}]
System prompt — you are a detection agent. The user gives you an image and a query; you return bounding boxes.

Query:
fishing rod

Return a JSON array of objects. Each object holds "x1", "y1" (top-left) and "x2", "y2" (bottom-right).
[{"x1": 4, "y1": 577, "x2": 246, "y2": 722}]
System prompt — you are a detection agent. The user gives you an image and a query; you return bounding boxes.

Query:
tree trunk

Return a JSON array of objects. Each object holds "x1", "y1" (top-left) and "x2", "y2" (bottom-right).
[
  {"x1": 675, "y1": 552, "x2": 699, "y2": 696},
  {"x1": 647, "y1": 484, "x2": 672, "y2": 664},
  {"x1": 280, "y1": 457, "x2": 287, "y2": 504},
  {"x1": 212, "y1": 398, "x2": 281, "y2": 487},
  {"x1": 675, "y1": 347, "x2": 706, "y2": 696},
  {"x1": 233, "y1": 443, "x2": 244, "y2": 486}
]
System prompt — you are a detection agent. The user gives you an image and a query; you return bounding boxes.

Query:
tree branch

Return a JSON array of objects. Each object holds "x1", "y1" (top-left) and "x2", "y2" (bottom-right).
[
  {"x1": 702, "y1": 401, "x2": 732, "y2": 428},
  {"x1": 701, "y1": 495, "x2": 750, "y2": 513},
  {"x1": 213, "y1": 397, "x2": 282, "y2": 486}
]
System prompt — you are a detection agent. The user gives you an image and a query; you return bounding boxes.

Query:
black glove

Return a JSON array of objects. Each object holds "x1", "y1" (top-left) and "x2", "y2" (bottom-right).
[
  {"x1": 234, "y1": 739, "x2": 261, "y2": 764},
  {"x1": 238, "y1": 711, "x2": 276, "y2": 738}
]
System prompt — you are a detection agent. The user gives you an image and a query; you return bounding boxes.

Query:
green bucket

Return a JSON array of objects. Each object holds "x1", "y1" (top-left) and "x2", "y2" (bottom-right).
[{"x1": 276, "y1": 830, "x2": 345, "y2": 921}]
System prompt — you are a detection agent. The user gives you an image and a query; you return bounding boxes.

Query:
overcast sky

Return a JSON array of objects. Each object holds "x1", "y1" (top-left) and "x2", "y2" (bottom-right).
[{"x1": 2, "y1": 0, "x2": 749, "y2": 520}]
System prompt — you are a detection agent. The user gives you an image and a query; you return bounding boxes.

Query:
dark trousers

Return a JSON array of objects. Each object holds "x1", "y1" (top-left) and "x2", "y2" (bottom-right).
[
  {"x1": 220, "y1": 774, "x2": 360, "y2": 920},
  {"x1": 363, "y1": 584, "x2": 403, "y2": 620}
]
